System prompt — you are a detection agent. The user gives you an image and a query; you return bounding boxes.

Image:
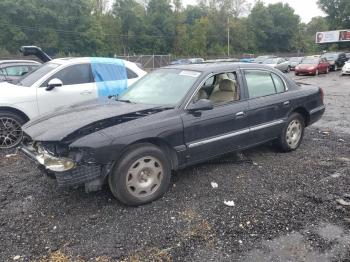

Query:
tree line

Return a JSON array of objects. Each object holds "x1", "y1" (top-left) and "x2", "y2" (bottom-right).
[{"x1": 0, "y1": 0, "x2": 349, "y2": 58}]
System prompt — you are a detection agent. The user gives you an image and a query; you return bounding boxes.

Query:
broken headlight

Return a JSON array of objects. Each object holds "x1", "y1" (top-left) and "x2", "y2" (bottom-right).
[{"x1": 36, "y1": 143, "x2": 75, "y2": 172}]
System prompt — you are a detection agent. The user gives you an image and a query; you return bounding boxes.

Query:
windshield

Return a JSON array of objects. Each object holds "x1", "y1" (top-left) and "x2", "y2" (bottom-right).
[
  {"x1": 289, "y1": 57, "x2": 302, "y2": 62},
  {"x1": 263, "y1": 58, "x2": 278, "y2": 64},
  {"x1": 18, "y1": 62, "x2": 60, "y2": 87},
  {"x1": 301, "y1": 59, "x2": 318, "y2": 64},
  {"x1": 321, "y1": 53, "x2": 337, "y2": 60},
  {"x1": 120, "y1": 68, "x2": 201, "y2": 105},
  {"x1": 255, "y1": 56, "x2": 269, "y2": 62}
]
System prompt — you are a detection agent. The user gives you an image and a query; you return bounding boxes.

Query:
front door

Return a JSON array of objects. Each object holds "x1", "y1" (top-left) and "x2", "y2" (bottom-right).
[
  {"x1": 36, "y1": 63, "x2": 96, "y2": 116},
  {"x1": 181, "y1": 72, "x2": 250, "y2": 164}
]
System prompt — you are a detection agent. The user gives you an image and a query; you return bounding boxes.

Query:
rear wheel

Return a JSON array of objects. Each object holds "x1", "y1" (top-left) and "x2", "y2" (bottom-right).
[
  {"x1": 109, "y1": 143, "x2": 172, "y2": 206},
  {"x1": 0, "y1": 111, "x2": 26, "y2": 149},
  {"x1": 277, "y1": 113, "x2": 305, "y2": 152}
]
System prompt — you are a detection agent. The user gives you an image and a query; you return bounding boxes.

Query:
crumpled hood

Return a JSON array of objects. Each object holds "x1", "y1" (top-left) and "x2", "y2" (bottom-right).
[{"x1": 23, "y1": 100, "x2": 163, "y2": 143}]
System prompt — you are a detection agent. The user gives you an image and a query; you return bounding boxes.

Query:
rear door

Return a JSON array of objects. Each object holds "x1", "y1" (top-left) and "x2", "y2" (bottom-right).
[
  {"x1": 243, "y1": 69, "x2": 289, "y2": 144},
  {"x1": 36, "y1": 63, "x2": 96, "y2": 115}
]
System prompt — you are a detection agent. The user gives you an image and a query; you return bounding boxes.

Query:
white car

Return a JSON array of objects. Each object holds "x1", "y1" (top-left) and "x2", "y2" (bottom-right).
[
  {"x1": 0, "y1": 57, "x2": 146, "y2": 149},
  {"x1": 341, "y1": 61, "x2": 350, "y2": 75}
]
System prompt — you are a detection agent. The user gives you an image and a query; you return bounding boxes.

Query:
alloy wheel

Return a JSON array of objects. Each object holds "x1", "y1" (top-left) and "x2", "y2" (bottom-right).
[
  {"x1": 0, "y1": 117, "x2": 23, "y2": 149},
  {"x1": 286, "y1": 119, "x2": 302, "y2": 149},
  {"x1": 125, "y1": 156, "x2": 164, "y2": 198}
]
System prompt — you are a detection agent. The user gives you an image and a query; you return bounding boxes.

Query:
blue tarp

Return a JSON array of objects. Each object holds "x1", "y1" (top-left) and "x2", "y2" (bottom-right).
[{"x1": 90, "y1": 57, "x2": 128, "y2": 97}]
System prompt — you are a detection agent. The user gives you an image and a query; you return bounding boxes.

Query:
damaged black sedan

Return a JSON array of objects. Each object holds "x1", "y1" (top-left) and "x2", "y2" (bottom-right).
[{"x1": 20, "y1": 63, "x2": 325, "y2": 206}]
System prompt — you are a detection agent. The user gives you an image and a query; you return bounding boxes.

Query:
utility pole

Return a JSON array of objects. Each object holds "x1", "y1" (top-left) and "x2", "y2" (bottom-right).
[{"x1": 227, "y1": 17, "x2": 230, "y2": 57}]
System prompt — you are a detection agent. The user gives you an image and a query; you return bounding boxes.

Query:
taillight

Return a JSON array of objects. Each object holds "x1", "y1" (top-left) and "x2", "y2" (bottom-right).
[{"x1": 319, "y1": 88, "x2": 324, "y2": 104}]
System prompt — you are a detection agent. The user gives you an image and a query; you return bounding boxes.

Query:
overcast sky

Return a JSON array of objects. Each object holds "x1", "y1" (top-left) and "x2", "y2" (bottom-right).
[{"x1": 182, "y1": 0, "x2": 325, "y2": 23}]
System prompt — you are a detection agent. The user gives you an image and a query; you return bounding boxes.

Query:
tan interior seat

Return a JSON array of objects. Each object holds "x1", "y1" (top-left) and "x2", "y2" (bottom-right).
[
  {"x1": 210, "y1": 79, "x2": 239, "y2": 104},
  {"x1": 193, "y1": 89, "x2": 208, "y2": 102}
]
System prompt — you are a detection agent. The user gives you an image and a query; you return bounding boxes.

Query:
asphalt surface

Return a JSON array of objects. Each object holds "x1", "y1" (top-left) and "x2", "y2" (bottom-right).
[{"x1": 0, "y1": 70, "x2": 349, "y2": 261}]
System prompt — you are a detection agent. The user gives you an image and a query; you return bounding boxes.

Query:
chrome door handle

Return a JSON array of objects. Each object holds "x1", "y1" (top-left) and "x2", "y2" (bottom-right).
[
  {"x1": 283, "y1": 101, "x2": 290, "y2": 106},
  {"x1": 235, "y1": 111, "x2": 245, "y2": 117},
  {"x1": 80, "y1": 90, "x2": 92, "y2": 95}
]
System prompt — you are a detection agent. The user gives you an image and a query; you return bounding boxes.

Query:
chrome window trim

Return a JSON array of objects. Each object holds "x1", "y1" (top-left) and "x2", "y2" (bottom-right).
[{"x1": 188, "y1": 119, "x2": 285, "y2": 148}]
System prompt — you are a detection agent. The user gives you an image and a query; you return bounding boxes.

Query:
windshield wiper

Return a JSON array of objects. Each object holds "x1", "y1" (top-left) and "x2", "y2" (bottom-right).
[
  {"x1": 118, "y1": 99, "x2": 133, "y2": 103},
  {"x1": 108, "y1": 94, "x2": 134, "y2": 104}
]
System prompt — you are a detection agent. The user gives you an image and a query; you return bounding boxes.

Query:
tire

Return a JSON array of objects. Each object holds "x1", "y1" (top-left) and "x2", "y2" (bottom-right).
[
  {"x1": 0, "y1": 111, "x2": 26, "y2": 149},
  {"x1": 108, "y1": 143, "x2": 172, "y2": 206},
  {"x1": 295, "y1": 72, "x2": 299, "y2": 76},
  {"x1": 277, "y1": 113, "x2": 305, "y2": 152}
]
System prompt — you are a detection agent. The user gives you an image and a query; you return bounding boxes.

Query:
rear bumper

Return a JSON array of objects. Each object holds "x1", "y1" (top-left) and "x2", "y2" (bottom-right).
[
  {"x1": 295, "y1": 69, "x2": 316, "y2": 75},
  {"x1": 19, "y1": 145, "x2": 104, "y2": 188},
  {"x1": 309, "y1": 105, "x2": 325, "y2": 126}
]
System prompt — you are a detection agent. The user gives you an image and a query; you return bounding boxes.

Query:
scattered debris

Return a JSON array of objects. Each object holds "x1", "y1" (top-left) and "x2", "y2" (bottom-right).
[
  {"x1": 211, "y1": 182, "x2": 218, "y2": 189},
  {"x1": 224, "y1": 201, "x2": 235, "y2": 207},
  {"x1": 322, "y1": 130, "x2": 331, "y2": 135},
  {"x1": 336, "y1": 199, "x2": 350, "y2": 206},
  {"x1": 330, "y1": 173, "x2": 341, "y2": 178},
  {"x1": 338, "y1": 138, "x2": 345, "y2": 142},
  {"x1": 337, "y1": 157, "x2": 350, "y2": 163},
  {"x1": 13, "y1": 255, "x2": 20, "y2": 261},
  {"x1": 238, "y1": 240, "x2": 243, "y2": 244},
  {"x1": 5, "y1": 154, "x2": 17, "y2": 158}
]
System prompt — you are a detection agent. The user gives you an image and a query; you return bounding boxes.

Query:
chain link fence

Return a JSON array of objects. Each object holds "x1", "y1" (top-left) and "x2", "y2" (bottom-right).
[{"x1": 115, "y1": 55, "x2": 172, "y2": 71}]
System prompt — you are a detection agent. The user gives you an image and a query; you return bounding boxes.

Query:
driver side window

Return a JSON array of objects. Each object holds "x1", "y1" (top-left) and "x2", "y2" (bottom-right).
[
  {"x1": 41, "y1": 64, "x2": 93, "y2": 87},
  {"x1": 192, "y1": 72, "x2": 240, "y2": 105}
]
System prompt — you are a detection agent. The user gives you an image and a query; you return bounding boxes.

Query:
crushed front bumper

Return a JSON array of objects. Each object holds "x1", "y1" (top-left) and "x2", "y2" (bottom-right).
[{"x1": 20, "y1": 145, "x2": 104, "y2": 188}]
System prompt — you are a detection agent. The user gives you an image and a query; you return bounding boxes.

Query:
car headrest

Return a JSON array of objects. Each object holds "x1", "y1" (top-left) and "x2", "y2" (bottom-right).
[{"x1": 219, "y1": 79, "x2": 235, "y2": 92}]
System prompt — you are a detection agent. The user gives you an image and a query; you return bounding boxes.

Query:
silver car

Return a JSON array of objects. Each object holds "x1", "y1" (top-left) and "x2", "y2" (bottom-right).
[{"x1": 263, "y1": 58, "x2": 291, "y2": 73}]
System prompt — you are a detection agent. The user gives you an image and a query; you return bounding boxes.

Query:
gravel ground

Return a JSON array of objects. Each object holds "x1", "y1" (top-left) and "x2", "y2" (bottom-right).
[{"x1": 0, "y1": 71, "x2": 349, "y2": 261}]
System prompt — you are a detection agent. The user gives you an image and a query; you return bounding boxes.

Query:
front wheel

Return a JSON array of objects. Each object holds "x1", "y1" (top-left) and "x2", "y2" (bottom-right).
[
  {"x1": 277, "y1": 113, "x2": 305, "y2": 152},
  {"x1": 109, "y1": 143, "x2": 172, "y2": 206},
  {"x1": 0, "y1": 111, "x2": 26, "y2": 149}
]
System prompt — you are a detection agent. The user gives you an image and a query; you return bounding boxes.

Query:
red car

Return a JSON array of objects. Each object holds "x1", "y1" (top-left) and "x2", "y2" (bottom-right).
[{"x1": 295, "y1": 57, "x2": 330, "y2": 76}]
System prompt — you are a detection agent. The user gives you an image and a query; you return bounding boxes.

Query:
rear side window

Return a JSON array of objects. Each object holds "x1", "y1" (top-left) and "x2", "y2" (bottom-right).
[
  {"x1": 126, "y1": 68, "x2": 138, "y2": 79},
  {"x1": 41, "y1": 64, "x2": 93, "y2": 87},
  {"x1": 245, "y1": 71, "x2": 276, "y2": 98},
  {"x1": 271, "y1": 73, "x2": 285, "y2": 93},
  {"x1": 5, "y1": 65, "x2": 30, "y2": 76}
]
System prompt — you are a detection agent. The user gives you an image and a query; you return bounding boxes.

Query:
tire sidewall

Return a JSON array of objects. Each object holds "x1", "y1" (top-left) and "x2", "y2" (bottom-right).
[
  {"x1": 280, "y1": 113, "x2": 305, "y2": 152},
  {"x1": 109, "y1": 144, "x2": 172, "y2": 206},
  {"x1": 0, "y1": 111, "x2": 26, "y2": 149}
]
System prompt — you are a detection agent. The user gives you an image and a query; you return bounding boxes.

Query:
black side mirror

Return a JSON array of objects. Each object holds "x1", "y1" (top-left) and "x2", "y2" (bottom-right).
[
  {"x1": 187, "y1": 99, "x2": 213, "y2": 112},
  {"x1": 46, "y1": 78, "x2": 63, "y2": 91}
]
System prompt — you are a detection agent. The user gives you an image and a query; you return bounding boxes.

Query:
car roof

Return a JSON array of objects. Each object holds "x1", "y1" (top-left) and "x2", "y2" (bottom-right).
[
  {"x1": 164, "y1": 62, "x2": 274, "y2": 73},
  {"x1": 50, "y1": 57, "x2": 136, "y2": 66},
  {"x1": 0, "y1": 60, "x2": 40, "y2": 65}
]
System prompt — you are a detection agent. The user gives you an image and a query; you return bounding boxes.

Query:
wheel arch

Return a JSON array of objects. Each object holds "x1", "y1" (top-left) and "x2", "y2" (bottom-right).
[
  {"x1": 115, "y1": 138, "x2": 179, "y2": 171},
  {"x1": 291, "y1": 107, "x2": 310, "y2": 127},
  {"x1": 0, "y1": 106, "x2": 30, "y2": 123}
]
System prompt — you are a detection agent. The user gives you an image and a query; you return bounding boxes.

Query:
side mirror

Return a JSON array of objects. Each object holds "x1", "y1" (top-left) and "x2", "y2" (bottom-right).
[
  {"x1": 187, "y1": 99, "x2": 213, "y2": 112},
  {"x1": 46, "y1": 78, "x2": 63, "y2": 91}
]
